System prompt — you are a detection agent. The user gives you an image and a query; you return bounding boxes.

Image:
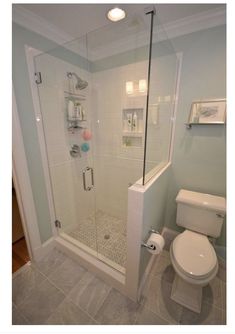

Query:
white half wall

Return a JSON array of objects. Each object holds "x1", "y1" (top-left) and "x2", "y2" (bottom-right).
[{"x1": 125, "y1": 163, "x2": 171, "y2": 301}]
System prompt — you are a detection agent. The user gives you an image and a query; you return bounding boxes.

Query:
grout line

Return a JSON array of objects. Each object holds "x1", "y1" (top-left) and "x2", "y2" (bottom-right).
[
  {"x1": 13, "y1": 252, "x2": 69, "y2": 312},
  {"x1": 91, "y1": 286, "x2": 113, "y2": 320},
  {"x1": 139, "y1": 271, "x2": 183, "y2": 325},
  {"x1": 46, "y1": 270, "x2": 108, "y2": 324},
  {"x1": 13, "y1": 265, "x2": 48, "y2": 308},
  {"x1": 12, "y1": 261, "x2": 32, "y2": 279},
  {"x1": 139, "y1": 301, "x2": 176, "y2": 325},
  {"x1": 30, "y1": 250, "x2": 115, "y2": 324},
  {"x1": 43, "y1": 296, "x2": 99, "y2": 325},
  {"x1": 30, "y1": 263, "x2": 51, "y2": 280},
  {"x1": 64, "y1": 272, "x2": 112, "y2": 321},
  {"x1": 12, "y1": 304, "x2": 30, "y2": 325},
  {"x1": 135, "y1": 309, "x2": 171, "y2": 326},
  {"x1": 31, "y1": 250, "x2": 68, "y2": 279},
  {"x1": 27, "y1": 277, "x2": 67, "y2": 325},
  {"x1": 203, "y1": 299, "x2": 226, "y2": 312},
  {"x1": 43, "y1": 275, "x2": 70, "y2": 298},
  {"x1": 66, "y1": 272, "x2": 94, "y2": 302},
  {"x1": 66, "y1": 297, "x2": 101, "y2": 325}
]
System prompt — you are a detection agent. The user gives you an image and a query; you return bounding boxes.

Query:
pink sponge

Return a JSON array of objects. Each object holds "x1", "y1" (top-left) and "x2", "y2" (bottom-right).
[{"x1": 82, "y1": 129, "x2": 92, "y2": 141}]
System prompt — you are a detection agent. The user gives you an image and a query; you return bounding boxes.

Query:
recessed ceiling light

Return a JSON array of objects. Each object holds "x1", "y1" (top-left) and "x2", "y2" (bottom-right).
[{"x1": 107, "y1": 7, "x2": 126, "y2": 22}]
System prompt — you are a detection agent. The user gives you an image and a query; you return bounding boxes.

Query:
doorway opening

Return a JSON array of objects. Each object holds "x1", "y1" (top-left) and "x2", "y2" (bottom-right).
[{"x1": 12, "y1": 179, "x2": 30, "y2": 273}]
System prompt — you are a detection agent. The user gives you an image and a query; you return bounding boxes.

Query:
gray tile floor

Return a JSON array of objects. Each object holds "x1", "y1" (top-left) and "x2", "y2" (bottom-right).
[{"x1": 12, "y1": 248, "x2": 226, "y2": 325}]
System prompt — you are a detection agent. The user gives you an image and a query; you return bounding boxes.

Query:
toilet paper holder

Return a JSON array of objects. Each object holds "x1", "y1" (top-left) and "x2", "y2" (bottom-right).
[{"x1": 141, "y1": 228, "x2": 160, "y2": 250}]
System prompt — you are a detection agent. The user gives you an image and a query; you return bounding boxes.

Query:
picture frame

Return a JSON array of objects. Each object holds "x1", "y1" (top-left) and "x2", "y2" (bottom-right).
[{"x1": 188, "y1": 99, "x2": 226, "y2": 125}]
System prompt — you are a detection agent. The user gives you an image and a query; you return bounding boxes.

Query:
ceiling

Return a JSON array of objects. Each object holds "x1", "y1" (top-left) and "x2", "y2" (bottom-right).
[{"x1": 17, "y1": 3, "x2": 225, "y2": 39}]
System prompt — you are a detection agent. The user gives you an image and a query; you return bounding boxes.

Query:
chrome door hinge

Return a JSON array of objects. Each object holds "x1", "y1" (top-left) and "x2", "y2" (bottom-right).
[
  {"x1": 55, "y1": 220, "x2": 61, "y2": 228},
  {"x1": 35, "y1": 72, "x2": 42, "y2": 84}
]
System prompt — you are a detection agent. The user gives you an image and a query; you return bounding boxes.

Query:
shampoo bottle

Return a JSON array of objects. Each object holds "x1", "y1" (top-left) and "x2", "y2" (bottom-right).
[
  {"x1": 67, "y1": 100, "x2": 75, "y2": 121},
  {"x1": 127, "y1": 113, "x2": 133, "y2": 132},
  {"x1": 132, "y1": 112, "x2": 138, "y2": 132},
  {"x1": 74, "y1": 101, "x2": 81, "y2": 120}
]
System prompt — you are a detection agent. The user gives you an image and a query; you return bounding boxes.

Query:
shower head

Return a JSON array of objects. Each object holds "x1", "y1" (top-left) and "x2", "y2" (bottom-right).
[{"x1": 67, "y1": 72, "x2": 88, "y2": 90}]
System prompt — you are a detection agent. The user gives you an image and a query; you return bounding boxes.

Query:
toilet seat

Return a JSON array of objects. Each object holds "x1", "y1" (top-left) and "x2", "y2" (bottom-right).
[{"x1": 171, "y1": 230, "x2": 218, "y2": 280}]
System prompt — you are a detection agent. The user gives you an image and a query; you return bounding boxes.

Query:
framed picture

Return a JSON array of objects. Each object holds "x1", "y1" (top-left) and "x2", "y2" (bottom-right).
[{"x1": 188, "y1": 99, "x2": 226, "y2": 125}]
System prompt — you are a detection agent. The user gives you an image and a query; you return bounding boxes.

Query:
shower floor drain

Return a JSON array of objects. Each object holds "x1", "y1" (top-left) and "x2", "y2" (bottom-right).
[{"x1": 104, "y1": 234, "x2": 110, "y2": 240}]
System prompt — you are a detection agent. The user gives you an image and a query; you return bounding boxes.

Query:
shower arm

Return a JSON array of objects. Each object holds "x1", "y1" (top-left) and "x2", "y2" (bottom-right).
[{"x1": 67, "y1": 72, "x2": 80, "y2": 82}]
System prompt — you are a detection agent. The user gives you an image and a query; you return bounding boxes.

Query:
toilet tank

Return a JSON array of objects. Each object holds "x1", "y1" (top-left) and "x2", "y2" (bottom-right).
[{"x1": 176, "y1": 189, "x2": 226, "y2": 238}]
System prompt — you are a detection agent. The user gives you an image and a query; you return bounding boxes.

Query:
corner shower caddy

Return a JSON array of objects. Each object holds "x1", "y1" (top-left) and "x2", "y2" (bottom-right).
[{"x1": 64, "y1": 91, "x2": 87, "y2": 130}]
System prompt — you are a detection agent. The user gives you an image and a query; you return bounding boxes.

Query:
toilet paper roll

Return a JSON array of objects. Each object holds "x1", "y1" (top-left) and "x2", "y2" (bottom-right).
[{"x1": 146, "y1": 233, "x2": 165, "y2": 255}]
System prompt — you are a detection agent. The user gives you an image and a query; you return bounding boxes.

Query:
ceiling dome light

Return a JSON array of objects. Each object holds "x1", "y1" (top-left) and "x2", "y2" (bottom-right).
[{"x1": 107, "y1": 7, "x2": 126, "y2": 22}]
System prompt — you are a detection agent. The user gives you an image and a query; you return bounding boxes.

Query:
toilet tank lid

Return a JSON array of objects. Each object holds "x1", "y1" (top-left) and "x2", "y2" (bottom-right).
[{"x1": 176, "y1": 189, "x2": 226, "y2": 213}]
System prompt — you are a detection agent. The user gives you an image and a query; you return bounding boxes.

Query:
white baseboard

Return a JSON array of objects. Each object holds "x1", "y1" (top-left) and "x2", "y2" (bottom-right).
[{"x1": 33, "y1": 237, "x2": 56, "y2": 261}]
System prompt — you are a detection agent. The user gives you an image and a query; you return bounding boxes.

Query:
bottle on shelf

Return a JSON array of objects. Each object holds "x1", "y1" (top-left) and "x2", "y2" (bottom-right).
[
  {"x1": 132, "y1": 112, "x2": 138, "y2": 132},
  {"x1": 127, "y1": 113, "x2": 133, "y2": 132}
]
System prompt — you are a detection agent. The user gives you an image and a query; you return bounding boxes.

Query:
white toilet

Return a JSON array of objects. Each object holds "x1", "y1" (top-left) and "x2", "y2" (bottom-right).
[{"x1": 170, "y1": 189, "x2": 226, "y2": 313}]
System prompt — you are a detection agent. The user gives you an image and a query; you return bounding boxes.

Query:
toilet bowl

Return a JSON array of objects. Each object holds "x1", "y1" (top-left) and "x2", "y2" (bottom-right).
[
  {"x1": 170, "y1": 230, "x2": 218, "y2": 313},
  {"x1": 171, "y1": 230, "x2": 218, "y2": 285}
]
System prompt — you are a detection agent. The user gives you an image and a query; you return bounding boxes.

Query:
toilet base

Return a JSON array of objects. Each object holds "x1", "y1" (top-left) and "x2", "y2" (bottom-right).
[{"x1": 171, "y1": 274, "x2": 202, "y2": 313}]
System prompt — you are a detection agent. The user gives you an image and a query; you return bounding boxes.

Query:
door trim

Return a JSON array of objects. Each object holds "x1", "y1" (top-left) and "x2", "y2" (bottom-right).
[
  {"x1": 12, "y1": 88, "x2": 42, "y2": 260},
  {"x1": 25, "y1": 45, "x2": 57, "y2": 237}
]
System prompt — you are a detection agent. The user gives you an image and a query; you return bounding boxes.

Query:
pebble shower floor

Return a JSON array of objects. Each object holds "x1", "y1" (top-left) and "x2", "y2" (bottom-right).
[{"x1": 67, "y1": 210, "x2": 127, "y2": 268}]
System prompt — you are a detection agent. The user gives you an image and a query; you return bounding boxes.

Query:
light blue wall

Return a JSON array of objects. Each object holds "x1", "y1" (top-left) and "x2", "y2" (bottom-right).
[
  {"x1": 139, "y1": 166, "x2": 170, "y2": 283},
  {"x1": 164, "y1": 25, "x2": 226, "y2": 248},
  {"x1": 13, "y1": 23, "x2": 55, "y2": 242}
]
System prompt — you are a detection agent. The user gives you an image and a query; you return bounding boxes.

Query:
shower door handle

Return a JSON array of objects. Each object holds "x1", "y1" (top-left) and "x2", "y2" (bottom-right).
[
  {"x1": 90, "y1": 167, "x2": 94, "y2": 188},
  {"x1": 83, "y1": 167, "x2": 94, "y2": 191}
]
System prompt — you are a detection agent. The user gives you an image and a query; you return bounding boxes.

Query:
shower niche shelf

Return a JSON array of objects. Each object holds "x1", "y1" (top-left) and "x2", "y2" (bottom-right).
[
  {"x1": 122, "y1": 108, "x2": 143, "y2": 148},
  {"x1": 68, "y1": 120, "x2": 87, "y2": 131},
  {"x1": 122, "y1": 136, "x2": 142, "y2": 148},
  {"x1": 122, "y1": 131, "x2": 143, "y2": 137},
  {"x1": 64, "y1": 91, "x2": 86, "y2": 101}
]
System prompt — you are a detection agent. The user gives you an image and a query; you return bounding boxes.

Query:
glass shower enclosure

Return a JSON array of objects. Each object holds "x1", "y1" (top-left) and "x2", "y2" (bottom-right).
[{"x1": 34, "y1": 8, "x2": 178, "y2": 274}]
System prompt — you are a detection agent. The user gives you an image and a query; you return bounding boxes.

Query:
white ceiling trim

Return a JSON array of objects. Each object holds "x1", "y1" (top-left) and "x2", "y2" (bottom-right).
[
  {"x1": 12, "y1": 5, "x2": 73, "y2": 45},
  {"x1": 162, "y1": 6, "x2": 225, "y2": 41},
  {"x1": 90, "y1": 7, "x2": 226, "y2": 61},
  {"x1": 13, "y1": 5, "x2": 225, "y2": 61}
]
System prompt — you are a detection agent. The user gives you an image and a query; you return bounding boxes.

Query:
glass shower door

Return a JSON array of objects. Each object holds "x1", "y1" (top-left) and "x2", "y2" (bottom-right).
[
  {"x1": 33, "y1": 8, "x2": 152, "y2": 273},
  {"x1": 34, "y1": 37, "x2": 98, "y2": 257}
]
